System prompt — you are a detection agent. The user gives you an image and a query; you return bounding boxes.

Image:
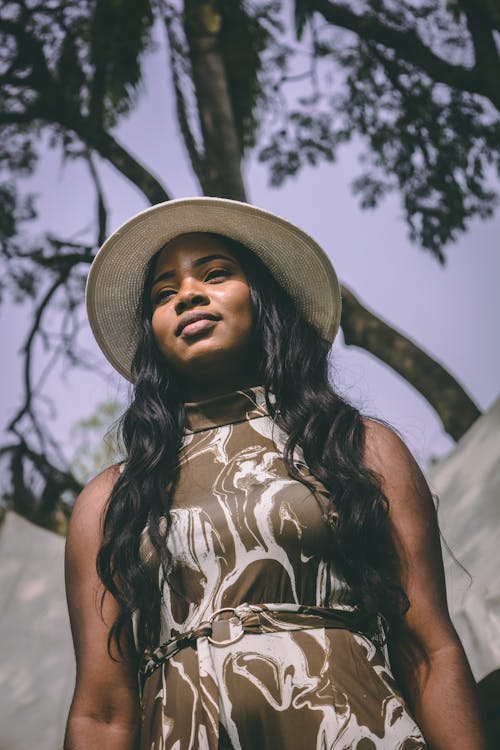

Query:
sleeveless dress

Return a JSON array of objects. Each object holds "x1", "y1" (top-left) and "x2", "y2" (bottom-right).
[{"x1": 138, "y1": 386, "x2": 427, "y2": 750}]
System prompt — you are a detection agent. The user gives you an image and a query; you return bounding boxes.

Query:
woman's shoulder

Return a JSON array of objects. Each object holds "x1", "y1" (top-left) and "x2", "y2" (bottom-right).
[
  {"x1": 67, "y1": 464, "x2": 122, "y2": 546},
  {"x1": 75, "y1": 463, "x2": 122, "y2": 509},
  {"x1": 361, "y1": 417, "x2": 409, "y2": 464},
  {"x1": 360, "y1": 417, "x2": 433, "y2": 516}
]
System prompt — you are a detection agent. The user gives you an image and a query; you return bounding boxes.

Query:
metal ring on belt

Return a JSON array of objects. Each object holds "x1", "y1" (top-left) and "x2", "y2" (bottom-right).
[
  {"x1": 138, "y1": 603, "x2": 378, "y2": 687},
  {"x1": 207, "y1": 607, "x2": 246, "y2": 646}
]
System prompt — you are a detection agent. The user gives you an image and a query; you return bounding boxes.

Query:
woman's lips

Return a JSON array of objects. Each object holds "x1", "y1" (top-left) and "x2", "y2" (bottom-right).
[{"x1": 180, "y1": 318, "x2": 218, "y2": 338}]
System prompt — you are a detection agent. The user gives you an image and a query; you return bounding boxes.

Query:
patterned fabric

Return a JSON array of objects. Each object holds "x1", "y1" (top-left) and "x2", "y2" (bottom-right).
[
  {"x1": 138, "y1": 386, "x2": 426, "y2": 749},
  {"x1": 139, "y1": 603, "x2": 378, "y2": 686}
]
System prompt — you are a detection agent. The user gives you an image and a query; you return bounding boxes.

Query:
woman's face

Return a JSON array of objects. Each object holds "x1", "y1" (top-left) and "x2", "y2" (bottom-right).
[{"x1": 149, "y1": 233, "x2": 257, "y2": 387}]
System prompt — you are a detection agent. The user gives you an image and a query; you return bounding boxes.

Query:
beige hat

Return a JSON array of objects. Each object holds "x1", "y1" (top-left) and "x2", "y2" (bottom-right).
[{"x1": 86, "y1": 197, "x2": 342, "y2": 382}]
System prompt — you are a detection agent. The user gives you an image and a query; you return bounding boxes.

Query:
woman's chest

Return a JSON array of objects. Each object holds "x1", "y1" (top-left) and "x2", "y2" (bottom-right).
[{"x1": 169, "y1": 420, "x2": 335, "y2": 570}]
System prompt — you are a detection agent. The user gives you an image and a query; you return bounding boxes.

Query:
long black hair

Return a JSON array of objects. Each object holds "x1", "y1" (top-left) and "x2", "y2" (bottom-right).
[{"x1": 97, "y1": 235, "x2": 408, "y2": 655}]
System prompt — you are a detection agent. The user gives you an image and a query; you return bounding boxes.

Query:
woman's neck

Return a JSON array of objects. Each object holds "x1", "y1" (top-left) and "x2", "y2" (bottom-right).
[{"x1": 183, "y1": 375, "x2": 263, "y2": 403}]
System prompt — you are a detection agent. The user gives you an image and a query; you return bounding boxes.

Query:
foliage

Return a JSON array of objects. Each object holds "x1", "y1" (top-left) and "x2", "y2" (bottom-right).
[
  {"x1": 0, "y1": 0, "x2": 155, "y2": 259},
  {"x1": 88, "y1": 0, "x2": 155, "y2": 126},
  {"x1": 257, "y1": 0, "x2": 500, "y2": 260},
  {"x1": 0, "y1": 0, "x2": 159, "y2": 528},
  {"x1": 0, "y1": 0, "x2": 494, "y2": 525},
  {"x1": 2, "y1": 1, "x2": 499, "y2": 260},
  {"x1": 1, "y1": 0, "x2": 154, "y2": 128}
]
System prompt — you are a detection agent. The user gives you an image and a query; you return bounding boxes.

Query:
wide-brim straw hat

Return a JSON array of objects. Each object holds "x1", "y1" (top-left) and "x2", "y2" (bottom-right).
[{"x1": 86, "y1": 197, "x2": 342, "y2": 382}]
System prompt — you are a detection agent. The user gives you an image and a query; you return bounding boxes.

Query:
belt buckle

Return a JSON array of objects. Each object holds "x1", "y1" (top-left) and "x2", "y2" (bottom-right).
[{"x1": 208, "y1": 607, "x2": 244, "y2": 646}]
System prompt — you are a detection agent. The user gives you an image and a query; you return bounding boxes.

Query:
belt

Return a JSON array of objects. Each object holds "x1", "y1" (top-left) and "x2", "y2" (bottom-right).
[{"x1": 139, "y1": 602, "x2": 378, "y2": 688}]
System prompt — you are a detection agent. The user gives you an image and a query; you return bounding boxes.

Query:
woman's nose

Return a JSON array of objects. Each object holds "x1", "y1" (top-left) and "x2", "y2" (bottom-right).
[{"x1": 174, "y1": 277, "x2": 209, "y2": 313}]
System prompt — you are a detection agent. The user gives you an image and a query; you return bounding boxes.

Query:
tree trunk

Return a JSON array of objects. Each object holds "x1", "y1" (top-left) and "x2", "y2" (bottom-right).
[
  {"x1": 340, "y1": 286, "x2": 481, "y2": 440},
  {"x1": 183, "y1": 0, "x2": 247, "y2": 200},
  {"x1": 175, "y1": 3, "x2": 482, "y2": 441}
]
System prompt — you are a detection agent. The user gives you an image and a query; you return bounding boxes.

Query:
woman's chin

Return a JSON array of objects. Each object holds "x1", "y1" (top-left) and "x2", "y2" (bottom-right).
[{"x1": 164, "y1": 342, "x2": 241, "y2": 376}]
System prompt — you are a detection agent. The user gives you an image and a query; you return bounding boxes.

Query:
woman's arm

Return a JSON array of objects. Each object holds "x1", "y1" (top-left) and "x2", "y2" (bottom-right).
[
  {"x1": 64, "y1": 466, "x2": 141, "y2": 750},
  {"x1": 362, "y1": 419, "x2": 487, "y2": 750}
]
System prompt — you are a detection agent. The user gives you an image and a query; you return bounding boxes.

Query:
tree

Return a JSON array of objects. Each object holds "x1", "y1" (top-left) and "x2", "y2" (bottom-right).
[
  {"x1": 262, "y1": 0, "x2": 500, "y2": 257},
  {"x1": 1, "y1": 0, "x2": 493, "y2": 528}
]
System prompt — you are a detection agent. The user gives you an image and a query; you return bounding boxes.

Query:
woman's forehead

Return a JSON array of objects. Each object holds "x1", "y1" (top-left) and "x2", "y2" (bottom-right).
[{"x1": 154, "y1": 232, "x2": 240, "y2": 269}]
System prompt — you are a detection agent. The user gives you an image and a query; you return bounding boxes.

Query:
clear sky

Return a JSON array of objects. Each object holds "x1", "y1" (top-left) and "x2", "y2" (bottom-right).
[{"x1": 1, "y1": 29, "x2": 499, "y2": 472}]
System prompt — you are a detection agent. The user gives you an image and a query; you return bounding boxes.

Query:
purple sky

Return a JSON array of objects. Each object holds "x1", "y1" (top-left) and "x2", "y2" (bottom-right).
[{"x1": 1, "y1": 32, "x2": 499, "y2": 472}]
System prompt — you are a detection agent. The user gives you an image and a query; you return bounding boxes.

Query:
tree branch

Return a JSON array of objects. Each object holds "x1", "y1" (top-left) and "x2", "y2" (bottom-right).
[
  {"x1": 1, "y1": 441, "x2": 82, "y2": 534},
  {"x1": 164, "y1": 13, "x2": 207, "y2": 182},
  {"x1": 86, "y1": 153, "x2": 108, "y2": 245},
  {"x1": 0, "y1": 16, "x2": 172, "y2": 206},
  {"x1": 340, "y1": 285, "x2": 481, "y2": 441},
  {"x1": 77, "y1": 122, "x2": 171, "y2": 205},
  {"x1": 25, "y1": 248, "x2": 95, "y2": 270},
  {"x1": 7, "y1": 271, "x2": 70, "y2": 438},
  {"x1": 308, "y1": 0, "x2": 500, "y2": 110}
]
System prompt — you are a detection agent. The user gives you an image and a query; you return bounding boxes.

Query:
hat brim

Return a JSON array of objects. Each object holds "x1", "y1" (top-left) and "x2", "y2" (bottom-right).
[{"x1": 86, "y1": 197, "x2": 342, "y2": 382}]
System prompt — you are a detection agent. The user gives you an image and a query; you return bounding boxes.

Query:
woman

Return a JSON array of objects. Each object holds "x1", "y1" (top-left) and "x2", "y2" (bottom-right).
[{"x1": 64, "y1": 197, "x2": 486, "y2": 749}]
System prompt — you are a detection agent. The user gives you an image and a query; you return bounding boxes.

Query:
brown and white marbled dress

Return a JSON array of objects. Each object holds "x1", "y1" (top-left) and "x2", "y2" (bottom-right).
[{"x1": 138, "y1": 386, "x2": 427, "y2": 750}]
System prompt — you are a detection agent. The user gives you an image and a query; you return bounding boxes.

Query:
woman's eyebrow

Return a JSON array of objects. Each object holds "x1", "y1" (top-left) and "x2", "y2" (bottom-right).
[{"x1": 152, "y1": 254, "x2": 236, "y2": 287}]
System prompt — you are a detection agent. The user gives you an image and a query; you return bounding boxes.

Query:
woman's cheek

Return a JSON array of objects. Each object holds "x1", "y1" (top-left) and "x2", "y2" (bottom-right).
[{"x1": 151, "y1": 312, "x2": 172, "y2": 356}]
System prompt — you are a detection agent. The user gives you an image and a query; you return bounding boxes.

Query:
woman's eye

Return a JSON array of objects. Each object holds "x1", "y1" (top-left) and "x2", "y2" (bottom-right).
[
  {"x1": 205, "y1": 269, "x2": 231, "y2": 282},
  {"x1": 154, "y1": 289, "x2": 175, "y2": 304},
  {"x1": 152, "y1": 269, "x2": 231, "y2": 304}
]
